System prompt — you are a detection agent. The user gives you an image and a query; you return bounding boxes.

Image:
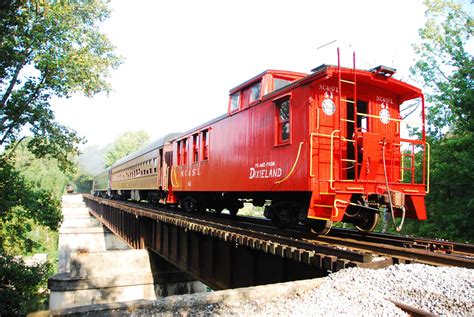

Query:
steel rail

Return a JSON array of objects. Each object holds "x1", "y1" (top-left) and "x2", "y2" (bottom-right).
[
  {"x1": 328, "y1": 228, "x2": 474, "y2": 255},
  {"x1": 83, "y1": 195, "x2": 474, "y2": 269},
  {"x1": 226, "y1": 218, "x2": 474, "y2": 268},
  {"x1": 205, "y1": 214, "x2": 474, "y2": 266},
  {"x1": 205, "y1": 213, "x2": 474, "y2": 267},
  {"x1": 83, "y1": 195, "x2": 375, "y2": 266},
  {"x1": 305, "y1": 234, "x2": 474, "y2": 268}
]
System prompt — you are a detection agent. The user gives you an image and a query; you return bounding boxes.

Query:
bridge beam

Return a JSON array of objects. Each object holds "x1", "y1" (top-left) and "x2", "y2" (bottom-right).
[{"x1": 85, "y1": 197, "x2": 330, "y2": 290}]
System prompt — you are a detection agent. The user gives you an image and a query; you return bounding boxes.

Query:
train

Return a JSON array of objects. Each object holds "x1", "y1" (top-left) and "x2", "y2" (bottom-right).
[{"x1": 93, "y1": 52, "x2": 429, "y2": 235}]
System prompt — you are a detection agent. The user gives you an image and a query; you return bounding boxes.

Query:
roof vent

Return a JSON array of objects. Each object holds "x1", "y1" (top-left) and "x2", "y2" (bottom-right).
[
  {"x1": 369, "y1": 65, "x2": 396, "y2": 78},
  {"x1": 311, "y1": 64, "x2": 329, "y2": 73}
]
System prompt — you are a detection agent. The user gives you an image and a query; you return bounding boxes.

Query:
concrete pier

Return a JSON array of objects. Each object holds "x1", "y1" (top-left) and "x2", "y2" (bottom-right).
[{"x1": 48, "y1": 195, "x2": 206, "y2": 310}]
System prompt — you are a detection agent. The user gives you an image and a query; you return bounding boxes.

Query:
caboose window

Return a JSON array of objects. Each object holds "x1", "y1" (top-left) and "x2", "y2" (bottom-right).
[
  {"x1": 230, "y1": 92, "x2": 240, "y2": 112},
  {"x1": 274, "y1": 78, "x2": 291, "y2": 91},
  {"x1": 249, "y1": 82, "x2": 261, "y2": 103},
  {"x1": 276, "y1": 97, "x2": 291, "y2": 143},
  {"x1": 241, "y1": 81, "x2": 262, "y2": 109}
]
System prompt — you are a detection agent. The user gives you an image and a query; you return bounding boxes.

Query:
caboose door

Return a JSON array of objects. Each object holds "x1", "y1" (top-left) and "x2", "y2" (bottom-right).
[{"x1": 344, "y1": 100, "x2": 369, "y2": 180}]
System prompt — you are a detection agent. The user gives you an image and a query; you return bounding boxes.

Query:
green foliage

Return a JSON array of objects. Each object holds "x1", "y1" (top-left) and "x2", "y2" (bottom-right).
[
  {"x1": 408, "y1": 0, "x2": 473, "y2": 242},
  {"x1": 0, "y1": 153, "x2": 62, "y2": 313},
  {"x1": 73, "y1": 170, "x2": 94, "y2": 193},
  {"x1": 14, "y1": 139, "x2": 70, "y2": 199},
  {"x1": 0, "y1": 0, "x2": 122, "y2": 172},
  {"x1": 411, "y1": 0, "x2": 473, "y2": 139},
  {"x1": 0, "y1": 254, "x2": 52, "y2": 315},
  {"x1": 104, "y1": 130, "x2": 150, "y2": 167},
  {"x1": 423, "y1": 134, "x2": 473, "y2": 241},
  {"x1": 0, "y1": 156, "x2": 63, "y2": 254},
  {"x1": 1, "y1": 1, "x2": 121, "y2": 313}
]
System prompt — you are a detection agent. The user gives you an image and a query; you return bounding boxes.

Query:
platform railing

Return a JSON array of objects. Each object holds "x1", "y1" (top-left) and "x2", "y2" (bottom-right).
[{"x1": 309, "y1": 130, "x2": 430, "y2": 194}]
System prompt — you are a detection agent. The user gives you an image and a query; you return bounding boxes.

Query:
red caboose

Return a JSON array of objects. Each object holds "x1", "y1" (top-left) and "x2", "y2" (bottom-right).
[{"x1": 168, "y1": 56, "x2": 428, "y2": 234}]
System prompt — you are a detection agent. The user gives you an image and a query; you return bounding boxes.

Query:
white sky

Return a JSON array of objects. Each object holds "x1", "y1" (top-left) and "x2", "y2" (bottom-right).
[{"x1": 51, "y1": 0, "x2": 428, "y2": 148}]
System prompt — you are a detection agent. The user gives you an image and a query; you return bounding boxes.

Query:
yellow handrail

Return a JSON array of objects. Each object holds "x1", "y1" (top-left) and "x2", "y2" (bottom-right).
[
  {"x1": 333, "y1": 198, "x2": 349, "y2": 219},
  {"x1": 401, "y1": 151, "x2": 404, "y2": 182},
  {"x1": 356, "y1": 112, "x2": 424, "y2": 126},
  {"x1": 316, "y1": 106, "x2": 320, "y2": 130},
  {"x1": 310, "y1": 132, "x2": 348, "y2": 177},
  {"x1": 275, "y1": 141, "x2": 305, "y2": 185},
  {"x1": 170, "y1": 166, "x2": 180, "y2": 188},
  {"x1": 330, "y1": 130, "x2": 340, "y2": 190},
  {"x1": 309, "y1": 134, "x2": 316, "y2": 177}
]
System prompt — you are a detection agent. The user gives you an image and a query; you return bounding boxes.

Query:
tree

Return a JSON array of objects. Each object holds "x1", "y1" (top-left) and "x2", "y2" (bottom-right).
[
  {"x1": 409, "y1": 0, "x2": 473, "y2": 242},
  {"x1": 72, "y1": 170, "x2": 94, "y2": 193},
  {"x1": 14, "y1": 139, "x2": 70, "y2": 199},
  {"x1": 0, "y1": 156, "x2": 62, "y2": 255},
  {"x1": 412, "y1": 0, "x2": 473, "y2": 138},
  {"x1": 104, "y1": 131, "x2": 150, "y2": 167},
  {"x1": 0, "y1": 254, "x2": 52, "y2": 315},
  {"x1": 0, "y1": 0, "x2": 121, "y2": 172},
  {"x1": 0, "y1": 1, "x2": 121, "y2": 312}
]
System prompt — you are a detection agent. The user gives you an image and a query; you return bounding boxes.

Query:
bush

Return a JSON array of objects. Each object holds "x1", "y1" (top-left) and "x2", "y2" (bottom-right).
[{"x1": 0, "y1": 254, "x2": 52, "y2": 315}]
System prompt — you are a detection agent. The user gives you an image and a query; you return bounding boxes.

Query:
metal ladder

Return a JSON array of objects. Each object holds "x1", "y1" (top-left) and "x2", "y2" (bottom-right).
[{"x1": 336, "y1": 48, "x2": 359, "y2": 182}]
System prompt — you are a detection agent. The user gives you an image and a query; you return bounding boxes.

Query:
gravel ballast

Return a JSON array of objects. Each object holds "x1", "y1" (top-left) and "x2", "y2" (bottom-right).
[
  {"x1": 131, "y1": 264, "x2": 473, "y2": 316},
  {"x1": 33, "y1": 263, "x2": 473, "y2": 316}
]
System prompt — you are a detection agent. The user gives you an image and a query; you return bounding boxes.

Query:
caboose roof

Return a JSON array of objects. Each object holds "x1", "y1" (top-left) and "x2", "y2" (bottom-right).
[
  {"x1": 301, "y1": 64, "x2": 422, "y2": 103},
  {"x1": 229, "y1": 69, "x2": 307, "y2": 94}
]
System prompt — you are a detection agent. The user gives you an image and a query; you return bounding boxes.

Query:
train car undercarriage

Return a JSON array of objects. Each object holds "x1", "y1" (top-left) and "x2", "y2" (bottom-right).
[{"x1": 104, "y1": 189, "x2": 409, "y2": 235}]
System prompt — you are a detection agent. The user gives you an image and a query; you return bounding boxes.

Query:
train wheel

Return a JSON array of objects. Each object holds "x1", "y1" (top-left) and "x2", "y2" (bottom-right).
[
  {"x1": 228, "y1": 206, "x2": 238, "y2": 217},
  {"x1": 182, "y1": 196, "x2": 198, "y2": 212},
  {"x1": 226, "y1": 199, "x2": 242, "y2": 217},
  {"x1": 271, "y1": 215, "x2": 283, "y2": 229},
  {"x1": 309, "y1": 219, "x2": 332, "y2": 235},
  {"x1": 354, "y1": 212, "x2": 380, "y2": 233}
]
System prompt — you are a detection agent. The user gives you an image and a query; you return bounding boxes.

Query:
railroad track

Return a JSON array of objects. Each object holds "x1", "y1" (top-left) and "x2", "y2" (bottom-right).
[
  {"x1": 83, "y1": 195, "x2": 474, "y2": 269},
  {"x1": 213, "y1": 214, "x2": 474, "y2": 268},
  {"x1": 327, "y1": 228, "x2": 474, "y2": 255}
]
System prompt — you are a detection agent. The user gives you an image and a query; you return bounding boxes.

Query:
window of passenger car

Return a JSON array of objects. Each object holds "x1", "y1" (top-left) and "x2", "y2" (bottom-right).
[
  {"x1": 177, "y1": 140, "x2": 182, "y2": 165},
  {"x1": 275, "y1": 96, "x2": 291, "y2": 144},
  {"x1": 181, "y1": 138, "x2": 188, "y2": 165},
  {"x1": 201, "y1": 129, "x2": 209, "y2": 160},
  {"x1": 192, "y1": 134, "x2": 199, "y2": 163}
]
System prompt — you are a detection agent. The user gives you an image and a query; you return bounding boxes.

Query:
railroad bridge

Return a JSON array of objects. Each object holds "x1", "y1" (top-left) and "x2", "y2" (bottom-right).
[
  {"x1": 81, "y1": 194, "x2": 470, "y2": 291},
  {"x1": 83, "y1": 195, "x2": 338, "y2": 290},
  {"x1": 41, "y1": 194, "x2": 473, "y2": 315}
]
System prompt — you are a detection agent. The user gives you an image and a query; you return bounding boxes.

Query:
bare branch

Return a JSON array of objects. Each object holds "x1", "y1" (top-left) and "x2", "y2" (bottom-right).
[
  {"x1": 25, "y1": 68, "x2": 48, "y2": 106},
  {"x1": 0, "y1": 50, "x2": 32, "y2": 108},
  {"x1": 401, "y1": 100, "x2": 421, "y2": 112},
  {"x1": 402, "y1": 105, "x2": 420, "y2": 120},
  {"x1": 0, "y1": 69, "x2": 48, "y2": 146},
  {"x1": 434, "y1": 63, "x2": 450, "y2": 81},
  {"x1": 0, "y1": 124, "x2": 16, "y2": 146},
  {"x1": 1, "y1": 136, "x2": 27, "y2": 161},
  {"x1": 0, "y1": 64, "x2": 23, "y2": 108}
]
